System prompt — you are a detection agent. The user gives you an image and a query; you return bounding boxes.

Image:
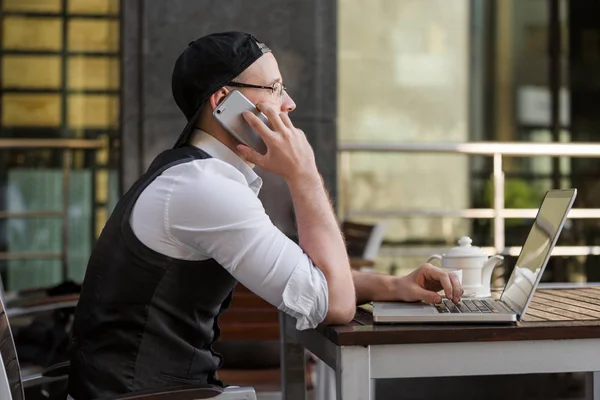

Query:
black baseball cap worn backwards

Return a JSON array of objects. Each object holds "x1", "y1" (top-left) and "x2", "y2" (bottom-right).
[{"x1": 171, "y1": 31, "x2": 271, "y2": 148}]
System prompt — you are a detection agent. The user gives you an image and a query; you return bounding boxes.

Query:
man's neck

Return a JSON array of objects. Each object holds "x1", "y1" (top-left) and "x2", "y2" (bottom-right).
[{"x1": 192, "y1": 124, "x2": 253, "y2": 167}]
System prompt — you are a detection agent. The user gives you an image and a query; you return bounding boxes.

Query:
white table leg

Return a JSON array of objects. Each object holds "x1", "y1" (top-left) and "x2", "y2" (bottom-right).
[
  {"x1": 335, "y1": 346, "x2": 372, "y2": 400},
  {"x1": 593, "y1": 371, "x2": 600, "y2": 400},
  {"x1": 280, "y1": 313, "x2": 306, "y2": 400},
  {"x1": 314, "y1": 359, "x2": 335, "y2": 400}
]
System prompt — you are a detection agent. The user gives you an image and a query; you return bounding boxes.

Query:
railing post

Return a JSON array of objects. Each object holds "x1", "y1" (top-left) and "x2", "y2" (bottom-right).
[
  {"x1": 493, "y1": 153, "x2": 505, "y2": 254},
  {"x1": 61, "y1": 149, "x2": 72, "y2": 282},
  {"x1": 340, "y1": 151, "x2": 351, "y2": 221}
]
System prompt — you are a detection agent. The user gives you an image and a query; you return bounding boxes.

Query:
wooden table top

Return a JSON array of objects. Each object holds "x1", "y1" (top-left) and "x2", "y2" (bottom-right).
[{"x1": 316, "y1": 286, "x2": 600, "y2": 346}]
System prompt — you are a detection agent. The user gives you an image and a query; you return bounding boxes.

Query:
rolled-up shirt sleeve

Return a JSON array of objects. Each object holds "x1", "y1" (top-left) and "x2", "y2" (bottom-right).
[
  {"x1": 166, "y1": 162, "x2": 328, "y2": 330},
  {"x1": 280, "y1": 254, "x2": 328, "y2": 330}
]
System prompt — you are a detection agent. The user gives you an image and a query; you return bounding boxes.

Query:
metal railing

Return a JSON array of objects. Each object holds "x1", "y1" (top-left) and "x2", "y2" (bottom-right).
[
  {"x1": 0, "y1": 138, "x2": 105, "y2": 280},
  {"x1": 339, "y1": 141, "x2": 600, "y2": 258}
]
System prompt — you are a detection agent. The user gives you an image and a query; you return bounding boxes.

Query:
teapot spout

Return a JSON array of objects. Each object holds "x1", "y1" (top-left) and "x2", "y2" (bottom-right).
[{"x1": 482, "y1": 255, "x2": 504, "y2": 289}]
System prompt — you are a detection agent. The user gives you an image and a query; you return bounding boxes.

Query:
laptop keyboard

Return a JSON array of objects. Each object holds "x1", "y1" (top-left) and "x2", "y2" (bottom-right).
[{"x1": 435, "y1": 299, "x2": 502, "y2": 314}]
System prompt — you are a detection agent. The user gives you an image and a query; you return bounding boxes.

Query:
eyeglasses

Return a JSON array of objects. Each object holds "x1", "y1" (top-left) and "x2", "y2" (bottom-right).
[{"x1": 226, "y1": 81, "x2": 287, "y2": 100}]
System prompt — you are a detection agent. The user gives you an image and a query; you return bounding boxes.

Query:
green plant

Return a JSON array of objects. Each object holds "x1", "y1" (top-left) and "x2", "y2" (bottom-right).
[{"x1": 483, "y1": 179, "x2": 543, "y2": 227}]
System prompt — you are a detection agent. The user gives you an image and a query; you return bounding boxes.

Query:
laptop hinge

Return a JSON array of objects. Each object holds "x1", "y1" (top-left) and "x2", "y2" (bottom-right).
[{"x1": 500, "y1": 298, "x2": 520, "y2": 315}]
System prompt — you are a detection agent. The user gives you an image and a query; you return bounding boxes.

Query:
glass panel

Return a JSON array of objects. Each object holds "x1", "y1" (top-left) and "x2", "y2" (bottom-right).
[
  {"x1": 7, "y1": 260, "x2": 62, "y2": 291},
  {"x1": 5, "y1": 169, "x2": 92, "y2": 290},
  {"x1": 68, "y1": 94, "x2": 118, "y2": 128},
  {"x1": 68, "y1": 20, "x2": 119, "y2": 52},
  {"x1": 340, "y1": 152, "x2": 470, "y2": 235},
  {"x1": 2, "y1": 94, "x2": 61, "y2": 127},
  {"x1": 2, "y1": 0, "x2": 61, "y2": 12},
  {"x1": 5, "y1": 169, "x2": 61, "y2": 290},
  {"x1": 68, "y1": 57, "x2": 119, "y2": 89},
  {"x1": 2, "y1": 17, "x2": 62, "y2": 51},
  {"x1": 2, "y1": 56, "x2": 61, "y2": 88},
  {"x1": 339, "y1": 1, "x2": 468, "y2": 142},
  {"x1": 338, "y1": 0, "x2": 470, "y2": 273},
  {"x1": 67, "y1": 169, "x2": 92, "y2": 282},
  {"x1": 68, "y1": 0, "x2": 119, "y2": 14}
]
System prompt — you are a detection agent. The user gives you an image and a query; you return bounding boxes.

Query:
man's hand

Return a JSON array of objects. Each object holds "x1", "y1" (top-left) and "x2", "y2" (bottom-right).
[
  {"x1": 395, "y1": 264, "x2": 463, "y2": 304},
  {"x1": 239, "y1": 103, "x2": 318, "y2": 184}
]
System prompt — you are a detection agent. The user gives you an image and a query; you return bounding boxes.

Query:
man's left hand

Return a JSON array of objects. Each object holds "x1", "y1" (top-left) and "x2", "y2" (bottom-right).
[{"x1": 394, "y1": 264, "x2": 463, "y2": 304}]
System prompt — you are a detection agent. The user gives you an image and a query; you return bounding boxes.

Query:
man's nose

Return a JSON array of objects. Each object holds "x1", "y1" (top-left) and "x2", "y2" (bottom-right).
[{"x1": 281, "y1": 91, "x2": 296, "y2": 113}]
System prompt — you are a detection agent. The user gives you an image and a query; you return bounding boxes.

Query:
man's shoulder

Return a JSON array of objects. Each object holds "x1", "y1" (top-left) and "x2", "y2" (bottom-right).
[
  {"x1": 167, "y1": 157, "x2": 249, "y2": 187},
  {"x1": 165, "y1": 158, "x2": 258, "y2": 204}
]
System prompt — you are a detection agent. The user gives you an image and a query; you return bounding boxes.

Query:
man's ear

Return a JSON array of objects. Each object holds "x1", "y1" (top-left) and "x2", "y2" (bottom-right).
[{"x1": 208, "y1": 88, "x2": 229, "y2": 110}]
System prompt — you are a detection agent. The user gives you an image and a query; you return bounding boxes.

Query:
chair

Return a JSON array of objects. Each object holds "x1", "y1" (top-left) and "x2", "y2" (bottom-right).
[
  {"x1": 341, "y1": 221, "x2": 386, "y2": 271},
  {"x1": 0, "y1": 285, "x2": 257, "y2": 400}
]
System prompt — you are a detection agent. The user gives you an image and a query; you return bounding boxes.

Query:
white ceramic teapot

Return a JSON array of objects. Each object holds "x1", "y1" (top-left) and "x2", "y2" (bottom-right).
[{"x1": 426, "y1": 236, "x2": 504, "y2": 298}]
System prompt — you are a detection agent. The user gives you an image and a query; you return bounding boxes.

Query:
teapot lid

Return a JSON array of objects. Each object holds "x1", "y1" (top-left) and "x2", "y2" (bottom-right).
[{"x1": 445, "y1": 236, "x2": 486, "y2": 258}]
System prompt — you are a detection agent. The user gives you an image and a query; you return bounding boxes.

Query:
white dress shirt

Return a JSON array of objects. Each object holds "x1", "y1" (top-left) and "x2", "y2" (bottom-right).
[{"x1": 130, "y1": 130, "x2": 328, "y2": 330}]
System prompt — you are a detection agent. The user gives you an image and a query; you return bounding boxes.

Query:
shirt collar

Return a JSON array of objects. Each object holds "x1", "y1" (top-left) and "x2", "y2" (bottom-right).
[{"x1": 190, "y1": 129, "x2": 262, "y2": 193}]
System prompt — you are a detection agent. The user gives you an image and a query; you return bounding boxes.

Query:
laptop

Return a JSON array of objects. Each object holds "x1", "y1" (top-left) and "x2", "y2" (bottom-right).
[{"x1": 373, "y1": 188, "x2": 577, "y2": 324}]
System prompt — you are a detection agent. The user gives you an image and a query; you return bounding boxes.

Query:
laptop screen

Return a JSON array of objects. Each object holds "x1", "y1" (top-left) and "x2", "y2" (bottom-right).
[{"x1": 500, "y1": 189, "x2": 576, "y2": 315}]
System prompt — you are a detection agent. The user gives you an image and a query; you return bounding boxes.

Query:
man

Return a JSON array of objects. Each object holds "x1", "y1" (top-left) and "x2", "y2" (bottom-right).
[{"x1": 67, "y1": 32, "x2": 462, "y2": 399}]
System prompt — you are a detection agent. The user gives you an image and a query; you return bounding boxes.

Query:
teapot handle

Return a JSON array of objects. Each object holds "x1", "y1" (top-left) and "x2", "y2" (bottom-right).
[{"x1": 426, "y1": 254, "x2": 442, "y2": 264}]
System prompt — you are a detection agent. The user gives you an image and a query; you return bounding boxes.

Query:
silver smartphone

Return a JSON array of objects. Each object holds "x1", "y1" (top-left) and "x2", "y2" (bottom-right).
[{"x1": 213, "y1": 90, "x2": 269, "y2": 155}]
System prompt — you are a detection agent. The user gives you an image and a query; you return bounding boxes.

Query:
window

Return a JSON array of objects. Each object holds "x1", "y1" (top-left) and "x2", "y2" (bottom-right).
[{"x1": 0, "y1": 0, "x2": 120, "y2": 290}]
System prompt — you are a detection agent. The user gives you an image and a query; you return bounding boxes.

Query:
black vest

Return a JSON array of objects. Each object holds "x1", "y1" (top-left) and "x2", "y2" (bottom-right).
[{"x1": 68, "y1": 146, "x2": 237, "y2": 399}]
